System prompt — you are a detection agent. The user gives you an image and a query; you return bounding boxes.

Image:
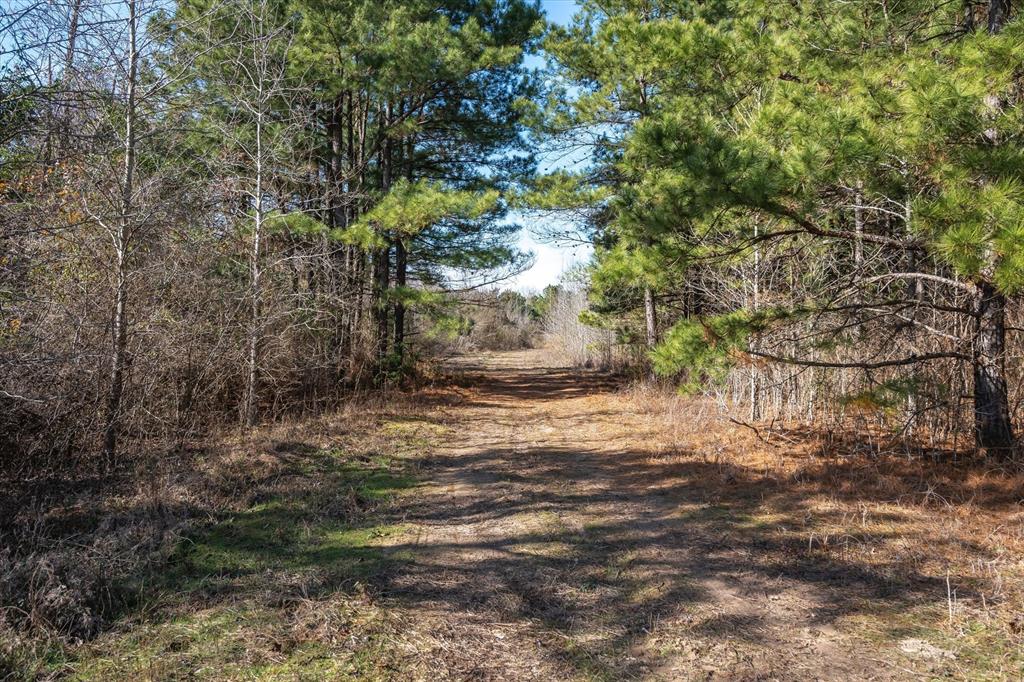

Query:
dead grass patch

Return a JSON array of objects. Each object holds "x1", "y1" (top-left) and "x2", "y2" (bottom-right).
[
  {"x1": 0, "y1": 387, "x2": 456, "y2": 681},
  {"x1": 613, "y1": 382, "x2": 1024, "y2": 679}
]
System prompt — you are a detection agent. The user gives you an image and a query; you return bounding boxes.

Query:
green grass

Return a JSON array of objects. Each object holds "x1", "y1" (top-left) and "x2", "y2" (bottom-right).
[
  {"x1": 69, "y1": 604, "x2": 400, "y2": 681},
  {"x1": 53, "y1": 426, "x2": 428, "y2": 681},
  {"x1": 841, "y1": 602, "x2": 1024, "y2": 680},
  {"x1": 951, "y1": 620, "x2": 1024, "y2": 680},
  {"x1": 170, "y1": 457, "x2": 416, "y2": 590}
]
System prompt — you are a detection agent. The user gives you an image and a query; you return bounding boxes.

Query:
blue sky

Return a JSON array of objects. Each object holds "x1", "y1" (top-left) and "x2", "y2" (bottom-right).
[
  {"x1": 507, "y1": 0, "x2": 590, "y2": 293},
  {"x1": 539, "y1": 0, "x2": 580, "y2": 27}
]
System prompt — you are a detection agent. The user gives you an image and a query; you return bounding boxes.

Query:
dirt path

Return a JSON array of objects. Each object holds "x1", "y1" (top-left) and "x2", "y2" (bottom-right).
[
  {"x1": 22, "y1": 349, "x2": 1019, "y2": 680},
  {"x1": 378, "y1": 350, "x2": 914, "y2": 681}
]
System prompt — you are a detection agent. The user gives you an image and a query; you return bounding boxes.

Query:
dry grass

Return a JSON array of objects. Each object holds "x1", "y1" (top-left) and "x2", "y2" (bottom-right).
[
  {"x1": 0, "y1": 386, "x2": 460, "y2": 681},
  {"x1": 5, "y1": 351, "x2": 1024, "y2": 680},
  {"x1": 618, "y1": 381, "x2": 1024, "y2": 678}
]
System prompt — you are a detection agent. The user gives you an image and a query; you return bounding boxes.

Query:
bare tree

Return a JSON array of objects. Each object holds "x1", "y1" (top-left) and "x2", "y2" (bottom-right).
[
  {"x1": 181, "y1": 0, "x2": 308, "y2": 425},
  {"x1": 99, "y1": 0, "x2": 139, "y2": 464}
]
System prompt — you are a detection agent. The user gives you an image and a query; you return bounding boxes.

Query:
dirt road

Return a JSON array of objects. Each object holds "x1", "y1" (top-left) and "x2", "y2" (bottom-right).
[
  {"x1": 380, "y1": 350, "x2": 919, "y2": 680},
  {"x1": 70, "y1": 348, "x2": 999, "y2": 680}
]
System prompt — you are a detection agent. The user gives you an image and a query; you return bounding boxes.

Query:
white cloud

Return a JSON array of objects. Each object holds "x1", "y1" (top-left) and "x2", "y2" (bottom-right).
[
  {"x1": 509, "y1": 229, "x2": 592, "y2": 293},
  {"x1": 506, "y1": 0, "x2": 590, "y2": 294}
]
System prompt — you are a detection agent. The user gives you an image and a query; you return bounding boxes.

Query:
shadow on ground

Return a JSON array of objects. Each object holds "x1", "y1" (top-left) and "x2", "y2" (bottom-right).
[{"x1": 45, "y1": 352, "x2": 1022, "y2": 680}]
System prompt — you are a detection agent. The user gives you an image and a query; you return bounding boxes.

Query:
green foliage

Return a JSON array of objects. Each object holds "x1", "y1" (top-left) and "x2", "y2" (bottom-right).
[
  {"x1": 157, "y1": 0, "x2": 543, "y2": 381},
  {"x1": 843, "y1": 377, "x2": 928, "y2": 415},
  {"x1": 347, "y1": 180, "x2": 500, "y2": 249},
  {"x1": 424, "y1": 312, "x2": 473, "y2": 341},
  {"x1": 265, "y1": 211, "x2": 329, "y2": 238},
  {"x1": 616, "y1": 5, "x2": 1024, "y2": 294},
  {"x1": 527, "y1": 284, "x2": 560, "y2": 320},
  {"x1": 0, "y1": 79, "x2": 39, "y2": 177},
  {"x1": 651, "y1": 310, "x2": 762, "y2": 391},
  {"x1": 517, "y1": 171, "x2": 611, "y2": 211},
  {"x1": 543, "y1": 0, "x2": 1024, "y2": 395}
]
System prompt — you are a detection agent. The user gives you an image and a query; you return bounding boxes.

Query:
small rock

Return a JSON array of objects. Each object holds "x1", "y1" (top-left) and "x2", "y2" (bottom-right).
[{"x1": 898, "y1": 638, "x2": 955, "y2": 661}]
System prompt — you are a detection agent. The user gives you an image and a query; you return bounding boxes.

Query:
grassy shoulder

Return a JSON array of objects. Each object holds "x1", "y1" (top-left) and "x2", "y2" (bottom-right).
[{"x1": 4, "y1": 396, "x2": 451, "y2": 681}]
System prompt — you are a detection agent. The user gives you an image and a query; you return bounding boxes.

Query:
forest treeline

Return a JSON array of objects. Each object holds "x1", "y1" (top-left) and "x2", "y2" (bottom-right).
[
  {"x1": 536, "y1": 0, "x2": 1024, "y2": 456},
  {"x1": 4, "y1": 0, "x2": 1024, "y2": 476},
  {"x1": 2, "y1": 0, "x2": 543, "y2": 474}
]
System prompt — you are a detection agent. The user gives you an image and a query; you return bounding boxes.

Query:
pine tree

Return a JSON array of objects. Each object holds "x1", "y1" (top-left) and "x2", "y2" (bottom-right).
[
  {"x1": 170, "y1": 0, "x2": 542, "y2": 387},
  {"x1": 545, "y1": 0, "x2": 1024, "y2": 455}
]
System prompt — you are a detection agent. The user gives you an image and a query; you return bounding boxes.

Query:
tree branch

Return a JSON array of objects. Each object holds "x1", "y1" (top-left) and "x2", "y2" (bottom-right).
[
  {"x1": 767, "y1": 203, "x2": 923, "y2": 250},
  {"x1": 860, "y1": 272, "x2": 976, "y2": 294},
  {"x1": 747, "y1": 349, "x2": 970, "y2": 369}
]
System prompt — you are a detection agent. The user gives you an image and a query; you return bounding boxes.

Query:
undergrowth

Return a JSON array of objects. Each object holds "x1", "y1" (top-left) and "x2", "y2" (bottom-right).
[{"x1": 1, "y1": 397, "x2": 447, "y2": 681}]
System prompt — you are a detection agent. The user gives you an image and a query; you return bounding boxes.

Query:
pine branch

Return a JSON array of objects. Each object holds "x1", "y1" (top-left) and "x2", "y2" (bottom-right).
[{"x1": 747, "y1": 350, "x2": 970, "y2": 370}]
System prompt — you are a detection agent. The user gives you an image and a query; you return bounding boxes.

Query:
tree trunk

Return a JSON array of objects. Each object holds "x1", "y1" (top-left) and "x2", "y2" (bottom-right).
[
  {"x1": 65, "y1": 0, "x2": 82, "y2": 75},
  {"x1": 643, "y1": 286, "x2": 658, "y2": 380},
  {"x1": 372, "y1": 100, "x2": 393, "y2": 372},
  {"x1": 643, "y1": 286, "x2": 657, "y2": 349},
  {"x1": 969, "y1": 0, "x2": 1015, "y2": 454},
  {"x1": 102, "y1": 0, "x2": 138, "y2": 468},
  {"x1": 964, "y1": 1, "x2": 977, "y2": 32},
  {"x1": 853, "y1": 181, "x2": 864, "y2": 272},
  {"x1": 393, "y1": 238, "x2": 407, "y2": 362},
  {"x1": 242, "y1": 109, "x2": 264, "y2": 427},
  {"x1": 103, "y1": 243, "x2": 129, "y2": 464},
  {"x1": 750, "y1": 228, "x2": 761, "y2": 420},
  {"x1": 348, "y1": 91, "x2": 366, "y2": 356},
  {"x1": 973, "y1": 281, "x2": 1014, "y2": 453},
  {"x1": 393, "y1": 122, "x2": 413, "y2": 364},
  {"x1": 988, "y1": 0, "x2": 1011, "y2": 33},
  {"x1": 329, "y1": 92, "x2": 352, "y2": 368},
  {"x1": 330, "y1": 95, "x2": 346, "y2": 228},
  {"x1": 372, "y1": 245, "x2": 390, "y2": 367},
  {"x1": 59, "y1": 0, "x2": 82, "y2": 152}
]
